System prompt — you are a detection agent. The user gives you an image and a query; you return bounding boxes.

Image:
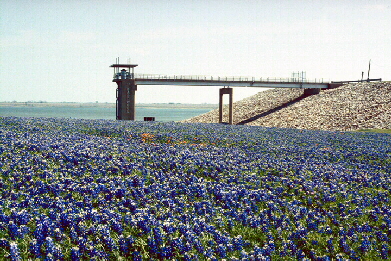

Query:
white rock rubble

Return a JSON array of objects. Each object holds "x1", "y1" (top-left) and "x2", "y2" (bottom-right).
[{"x1": 182, "y1": 82, "x2": 391, "y2": 131}]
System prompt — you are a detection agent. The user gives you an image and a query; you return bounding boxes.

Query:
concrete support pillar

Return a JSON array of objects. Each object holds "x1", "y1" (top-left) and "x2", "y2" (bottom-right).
[
  {"x1": 219, "y1": 91, "x2": 223, "y2": 123},
  {"x1": 116, "y1": 79, "x2": 137, "y2": 120},
  {"x1": 219, "y1": 88, "x2": 233, "y2": 124},
  {"x1": 228, "y1": 89, "x2": 233, "y2": 125}
]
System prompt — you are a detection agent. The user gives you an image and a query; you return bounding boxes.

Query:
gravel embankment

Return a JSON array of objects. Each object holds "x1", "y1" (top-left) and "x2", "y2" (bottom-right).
[
  {"x1": 182, "y1": 82, "x2": 391, "y2": 131},
  {"x1": 182, "y1": 88, "x2": 305, "y2": 124}
]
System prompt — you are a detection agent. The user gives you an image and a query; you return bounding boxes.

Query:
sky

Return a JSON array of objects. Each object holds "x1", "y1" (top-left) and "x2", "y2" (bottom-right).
[{"x1": 1, "y1": 0, "x2": 390, "y2": 104}]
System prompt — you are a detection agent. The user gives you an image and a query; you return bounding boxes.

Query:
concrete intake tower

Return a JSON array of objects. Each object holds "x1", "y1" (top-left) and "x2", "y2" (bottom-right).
[{"x1": 110, "y1": 63, "x2": 138, "y2": 120}]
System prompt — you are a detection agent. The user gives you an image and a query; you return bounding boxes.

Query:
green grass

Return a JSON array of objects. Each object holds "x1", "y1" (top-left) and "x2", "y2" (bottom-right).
[{"x1": 357, "y1": 129, "x2": 391, "y2": 134}]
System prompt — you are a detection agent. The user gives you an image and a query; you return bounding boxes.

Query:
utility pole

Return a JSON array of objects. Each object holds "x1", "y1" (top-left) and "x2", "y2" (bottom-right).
[{"x1": 367, "y1": 59, "x2": 371, "y2": 82}]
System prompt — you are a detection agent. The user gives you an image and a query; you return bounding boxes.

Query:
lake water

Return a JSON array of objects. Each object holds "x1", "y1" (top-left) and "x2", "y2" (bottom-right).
[{"x1": 0, "y1": 104, "x2": 216, "y2": 122}]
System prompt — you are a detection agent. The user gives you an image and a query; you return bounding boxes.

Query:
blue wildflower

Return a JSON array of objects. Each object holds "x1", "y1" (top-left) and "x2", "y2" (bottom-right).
[
  {"x1": 327, "y1": 238, "x2": 334, "y2": 252},
  {"x1": 8, "y1": 221, "x2": 20, "y2": 240},
  {"x1": 10, "y1": 242, "x2": 22, "y2": 261},
  {"x1": 30, "y1": 239, "x2": 42, "y2": 258},
  {"x1": 45, "y1": 237, "x2": 55, "y2": 255},
  {"x1": 132, "y1": 251, "x2": 142, "y2": 261},
  {"x1": 216, "y1": 244, "x2": 227, "y2": 258},
  {"x1": 70, "y1": 247, "x2": 81, "y2": 261},
  {"x1": 359, "y1": 236, "x2": 371, "y2": 252},
  {"x1": 380, "y1": 243, "x2": 388, "y2": 259}
]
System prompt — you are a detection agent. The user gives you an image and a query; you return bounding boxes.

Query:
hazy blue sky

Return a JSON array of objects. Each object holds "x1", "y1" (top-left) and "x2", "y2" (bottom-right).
[{"x1": 1, "y1": 0, "x2": 390, "y2": 103}]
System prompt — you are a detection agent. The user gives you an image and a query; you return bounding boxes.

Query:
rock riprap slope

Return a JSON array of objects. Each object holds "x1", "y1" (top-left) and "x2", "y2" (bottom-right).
[
  {"x1": 182, "y1": 82, "x2": 391, "y2": 131},
  {"x1": 182, "y1": 88, "x2": 304, "y2": 125}
]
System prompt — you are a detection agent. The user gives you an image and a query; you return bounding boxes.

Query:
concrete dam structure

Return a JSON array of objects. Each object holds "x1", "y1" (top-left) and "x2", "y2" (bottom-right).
[{"x1": 110, "y1": 63, "x2": 344, "y2": 124}]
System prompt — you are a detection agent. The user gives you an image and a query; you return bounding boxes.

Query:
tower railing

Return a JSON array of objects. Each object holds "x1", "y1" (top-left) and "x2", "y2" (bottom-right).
[{"x1": 113, "y1": 72, "x2": 134, "y2": 80}]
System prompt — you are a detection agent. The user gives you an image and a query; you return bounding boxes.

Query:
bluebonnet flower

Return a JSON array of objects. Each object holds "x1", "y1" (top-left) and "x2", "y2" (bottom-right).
[
  {"x1": 163, "y1": 221, "x2": 176, "y2": 234},
  {"x1": 296, "y1": 249, "x2": 306, "y2": 259},
  {"x1": 147, "y1": 235, "x2": 158, "y2": 255},
  {"x1": 0, "y1": 238, "x2": 9, "y2": 251},
  {"x1": 44, "y1": 253, "x2": 54, "y2": 261},
  {"x1": 159, "y1": 245, "x2": 174, "y2": 259},
  {"x1": 132, "y1": 251, "x2": 142, "y2": 261},
  {"x1": 110, "y1": 219, "x2": 123, "y2": 234},
  {"x1": 45, "y1": 237, "x2": 55, "y2": 255},
  {"x1": 86, "y1": 244, "x2": 103, "y2": 260},
  {"x1": 8, "y1": 221, "x2": 19, "y2": 240},
  {"x1": 233, "y1": 235, "x2": 244, "y2": 251},
  {"x1": 380, "y1": 243, "x2": 388, "y2": 259},
  {"x1": 69, "y1": 227, "x2": 78, "y2": 243},
  {"x1": 153, "y1": 227, "x2": 164, "y2": 246},
  {"x1": 12, "y1": 210, "x2": 31, "y2": 225},
  {"x1": 376, "y1": 231, "x2": 389, "y2": 242},
  {"x1": 339, "y1": 237, "x2": 351, "y2": 254},
  {"x1": 118, "y1": 235, "x2": 129, "y2": 255},
  {"x1": 309, "y1": 249, "x2": 317, "y2": 259},
  {"x1": 74, "y1": 222, "x2": 87, "y2": 238},
  {"x1": 0, "y1": 211, "x2": 10, "y2": 223},
  {"x1": 33, "y1": 224, "x2": 45, "y2": 245},
  {"x1": 30, "y1": 239, "x2": 42, "y2": 258},
  {"x1": 77, "y1": 237, "x2": 88, "y2": 254},
  {"x1": 349, "y1": 250, "x2": 360, "y2": 261},
  {"x1": 359, "y1": 236, "x2": 371, "y2": 252},
  {"x1": 54, "y1": 227, "x2": 63, "y2": 241},
  {"x1": 70, "y1": 247, "x2": 81, "y2": 261},
  {"x1": 53, "y1": 245, "x2": 64, "y2": 260},
  {"x1": 10, "y1": 242, "x2": 22, "y2": 261},
  {"x1": 327, "y1": 238, "x2": 334, "y2": 252},
  {"x1": 1, "y1": 116, "x2": 391, "y2": 259},
  {"x1": 203, "y1": 247, "x2": 214, "y2": 258},
  {"x1": 102, "y1": 234, "x2": 118, "y2": 252},
  {"x1": 215, "y1": 244, "x2": 227, "y2": 258},
  {"x1": 18, "y1": 224, "x2": 29, "y2": 239},
  {"x1": 240, "y1": 250, "x2": 249, "y2": 259},
  {"x1": 137, "y1": 219, "x2": 151, "y2": 234}
]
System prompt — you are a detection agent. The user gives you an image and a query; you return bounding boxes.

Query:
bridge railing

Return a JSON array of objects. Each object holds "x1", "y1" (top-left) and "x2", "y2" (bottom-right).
[{"x1": 135, "y1": 74, "x2": 326, "y2": 83}]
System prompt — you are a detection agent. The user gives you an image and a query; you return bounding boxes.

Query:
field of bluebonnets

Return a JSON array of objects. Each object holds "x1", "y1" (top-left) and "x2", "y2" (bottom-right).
[{"x1": 1, "y1": 116, "x2": 391, "y2": 260}]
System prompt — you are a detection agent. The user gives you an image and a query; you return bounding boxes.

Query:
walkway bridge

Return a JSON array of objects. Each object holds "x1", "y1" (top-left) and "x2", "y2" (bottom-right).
[
  {"x1": 133, "y1": 74, "x2": 330, "y2": 89},
  {"x1": 110, "y1": 63, "x2": 343, "y2": 124}
]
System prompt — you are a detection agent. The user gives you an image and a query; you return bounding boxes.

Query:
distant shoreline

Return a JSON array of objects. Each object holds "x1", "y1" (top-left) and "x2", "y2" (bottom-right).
[{"x1": 0, "y1": 102, "x2": 218, "y2": 109}]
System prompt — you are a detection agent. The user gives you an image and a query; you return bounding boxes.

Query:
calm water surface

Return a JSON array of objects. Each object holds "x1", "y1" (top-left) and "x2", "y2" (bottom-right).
[{"x1": 0, "y1": 105, "x2": 215, "y2": 122}]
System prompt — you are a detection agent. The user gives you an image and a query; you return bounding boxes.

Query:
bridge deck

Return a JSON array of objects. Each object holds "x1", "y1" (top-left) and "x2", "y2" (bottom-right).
[{"x1": 132, "y1": 74, "x2": 329, "y2": 89}]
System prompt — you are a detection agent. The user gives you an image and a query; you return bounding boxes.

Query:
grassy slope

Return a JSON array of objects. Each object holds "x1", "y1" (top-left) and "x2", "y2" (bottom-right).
[{"x1": 358, "y1": 129, "x2": 391, "y2": 134}]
